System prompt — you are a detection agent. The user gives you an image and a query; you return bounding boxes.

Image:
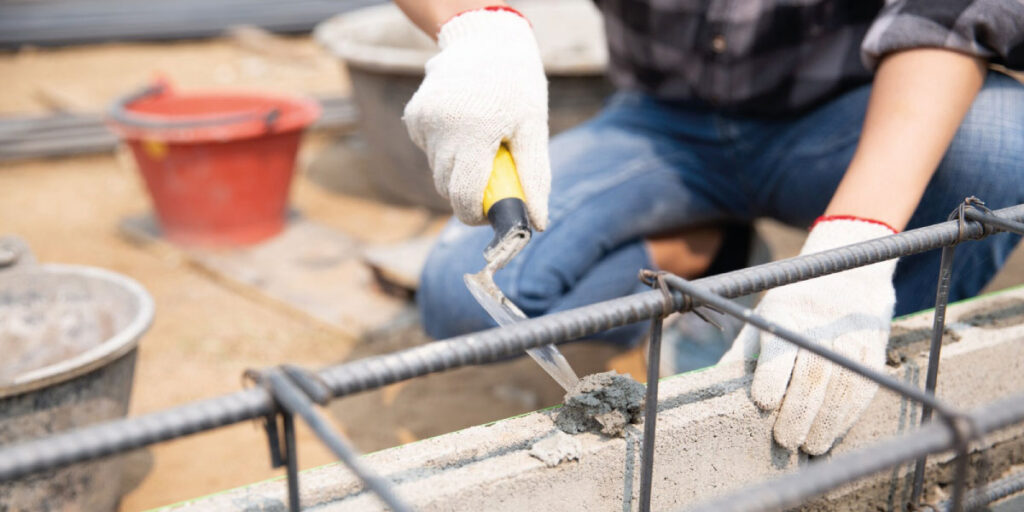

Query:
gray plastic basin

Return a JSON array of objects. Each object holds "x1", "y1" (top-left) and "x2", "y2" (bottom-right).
[{"x1": 0, "y1": 264, "x2": 154, "y2": 511}]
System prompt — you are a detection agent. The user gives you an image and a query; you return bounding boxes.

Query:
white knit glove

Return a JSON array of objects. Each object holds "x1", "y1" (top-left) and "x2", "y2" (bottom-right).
[
  {"x1": 403, "y1": 7, "x2": 551, "y2": 230},
  {"x1": 721, "y1": 217, "x2": 899, "y2": 455}
]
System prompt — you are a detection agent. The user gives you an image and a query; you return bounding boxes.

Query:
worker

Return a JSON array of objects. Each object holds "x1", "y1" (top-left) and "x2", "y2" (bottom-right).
[{"x1": 393, "y1": 0, "x2": 1024, "y2": 455}]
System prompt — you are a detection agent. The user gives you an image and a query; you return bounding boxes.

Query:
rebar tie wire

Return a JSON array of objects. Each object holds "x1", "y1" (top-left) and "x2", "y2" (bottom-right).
[
  {"x1": 1, "y1": 201, "x2": 1024, "y2": 510},
  {"x1": 245, "y1": 365, "x2": 412, "y2": 512}
]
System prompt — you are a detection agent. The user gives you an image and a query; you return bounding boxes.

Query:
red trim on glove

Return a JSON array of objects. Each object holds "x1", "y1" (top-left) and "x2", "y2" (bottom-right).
[
  {"x1": 443, "y1": 6, "x2": 529, "y2": 28},
  {"x1": 812, "y1": 215, "x2": 899, "y2": 234}
]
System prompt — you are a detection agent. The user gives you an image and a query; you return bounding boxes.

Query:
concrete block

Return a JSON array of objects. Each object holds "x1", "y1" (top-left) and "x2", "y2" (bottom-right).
[{"x1": 165, "y1": 287, "x2": 1024, "y2": 511}]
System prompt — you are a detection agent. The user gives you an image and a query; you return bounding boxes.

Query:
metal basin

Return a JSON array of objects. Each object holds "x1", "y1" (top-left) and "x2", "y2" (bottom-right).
[
  {"x1": 0, "y1": 261, "x2": 155, "y2": 511},
  {"x1": 314, "y1": 0, "x2": 612, "y2": 212}
]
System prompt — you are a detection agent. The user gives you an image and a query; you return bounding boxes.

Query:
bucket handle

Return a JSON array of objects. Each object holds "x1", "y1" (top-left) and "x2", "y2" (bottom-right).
[{"x1": 108, "y1": 83, "x2": 281, "y2": 131}]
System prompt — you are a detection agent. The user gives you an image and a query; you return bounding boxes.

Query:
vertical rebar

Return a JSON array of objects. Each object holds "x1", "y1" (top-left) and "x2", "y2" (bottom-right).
[
  {"x1": 265, "y1": 371, "x2": 413, "y2": 512},
  {"x1": 910, "y1": 244, "x2": 957, "y2": 507},
  {"x1": 639, "y1": 315, "x2": 664, "y2": 512},
  {"x1": 283, "y1": 412, "x2": 300, "y2": 512}
]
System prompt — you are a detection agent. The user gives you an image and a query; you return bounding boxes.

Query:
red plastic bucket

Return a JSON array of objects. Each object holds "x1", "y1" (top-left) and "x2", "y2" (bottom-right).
[{"x1": 107, "y1": 81, "x2": 320, "y2": 247}]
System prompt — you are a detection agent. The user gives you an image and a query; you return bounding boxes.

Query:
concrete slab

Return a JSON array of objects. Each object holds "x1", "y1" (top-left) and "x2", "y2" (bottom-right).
[
  {"x1": 361, "y1": 235, "x2": 435, "y2": 293},
  {"x1": 120, "y1": 214, "x2": 410, "y2": 338},
  {"x1": 163, "y1": 287, "x2": 1024, "y2": 512}
]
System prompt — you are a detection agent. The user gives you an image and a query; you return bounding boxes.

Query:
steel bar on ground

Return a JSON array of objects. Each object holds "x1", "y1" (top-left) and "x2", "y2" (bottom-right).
[
  {"x1": 1, "y1": 204, "x2": 1023, "y2": 483},
  {"x1": 0, "y1": 96, "x2": 358, "y2": 162},
  {"x1": 265, "y1": 370, "x2": 412, "y2": 512},
  {"x1": 683, "y1": 392, "x2": 1024, "y2": 512},
  {"x1": 638, "y1": 315, "x2": 664, "y2": 512}
]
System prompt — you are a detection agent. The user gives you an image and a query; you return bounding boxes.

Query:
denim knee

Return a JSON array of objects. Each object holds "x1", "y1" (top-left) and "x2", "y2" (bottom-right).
[
  {"x1": 940, "y1": 72, "x2": 1024, "y2": 207},
  {"x1": 417, "y1": 223, "x2": 493, "y2": 339}
]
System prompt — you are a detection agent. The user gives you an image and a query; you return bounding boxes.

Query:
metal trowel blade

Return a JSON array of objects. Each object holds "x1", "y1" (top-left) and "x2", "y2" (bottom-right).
[{"x1": 464, "y1": 272, "x2": 580, "y2": 392}]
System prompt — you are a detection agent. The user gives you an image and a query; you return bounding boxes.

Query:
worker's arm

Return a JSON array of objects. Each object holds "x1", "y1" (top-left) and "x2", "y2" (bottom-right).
[
  {"x1": 825, "y1": 49, "x2": 986, "y2": 230},
  {"x1": 398, "y1": 2, "x2": 551, "y2": 230},
  {"x1": 723, "y1": 48, "x2": 988, "y2": 456},
  {"x1": 394, "y1": 0, "x2": 507, "y2": 39}
]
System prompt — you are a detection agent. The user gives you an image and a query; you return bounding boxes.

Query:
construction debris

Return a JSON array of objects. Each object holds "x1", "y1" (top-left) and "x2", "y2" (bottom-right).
[{"x1": 528, "y1": 431, "x2": 581, "y2": 468}]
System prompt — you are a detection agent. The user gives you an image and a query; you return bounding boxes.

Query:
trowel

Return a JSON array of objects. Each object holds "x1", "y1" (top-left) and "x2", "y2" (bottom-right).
[{"x1": 463, "y1": 143, "x2": 580, "y2": 392}]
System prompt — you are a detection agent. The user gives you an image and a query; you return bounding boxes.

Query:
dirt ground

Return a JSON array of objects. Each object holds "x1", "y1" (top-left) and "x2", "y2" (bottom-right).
[{"x1": 2, "y1": 35, "x2": 1023, "y2": 512}]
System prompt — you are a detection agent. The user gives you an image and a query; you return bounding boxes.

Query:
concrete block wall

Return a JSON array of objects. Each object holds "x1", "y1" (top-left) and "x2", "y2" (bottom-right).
[{"x1": 167, "y1": 287, "x2": 1024, "y2": 511}]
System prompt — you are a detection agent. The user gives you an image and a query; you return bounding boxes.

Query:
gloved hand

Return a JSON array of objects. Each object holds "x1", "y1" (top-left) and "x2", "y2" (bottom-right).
[
  {"x1": 721, "y1": 216, "x2": 899, "y2": 455},
  {"x1": 403, "y1": 7, "x2": 551, "y2": 230}
]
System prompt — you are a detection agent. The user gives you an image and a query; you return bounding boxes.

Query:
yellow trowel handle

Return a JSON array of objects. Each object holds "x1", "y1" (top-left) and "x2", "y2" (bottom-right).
[{"x1": 482, "y1": 143, "x2": 532, "y2": 259}]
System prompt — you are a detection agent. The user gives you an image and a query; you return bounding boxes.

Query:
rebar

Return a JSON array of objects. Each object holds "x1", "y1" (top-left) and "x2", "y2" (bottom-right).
[
  {"x1": 0, "y1": 96, "x2": 358, "y2": 162},
  {"x1": 0, "y1": 203, "x2": 1022, "y2": 497},
  {"x1": 683, "y1": 392, "x2": 1024, "y2": 512},
  {"x1": 965, "y1": 209, "x2": 1024, "y2": 236},
  {"x1": 282, "y1": 411, "x2": 300, "y2": 512},
  {"x1": 659, "y1": 274, "x2": 987, "y2": 512},
  {"x1": 639, "y1": 315, "x2": 664, "y2": 512},
  {"x1": 911, "y1": 200, "x2": 980, "y2": 507},
  {"x1": 263, "y1": 369, "x2": 412, "y2": 512},
  {"x1": 910, "y1": 241, "x2": 957, "y2": 507},
  {"x1": 938, "y1": 470, "x2": 1024, "y2": 511}
]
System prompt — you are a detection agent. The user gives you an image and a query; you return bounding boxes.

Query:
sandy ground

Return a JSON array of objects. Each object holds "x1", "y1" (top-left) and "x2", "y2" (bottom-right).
[{"x1": 2, "y1": 35, "x2": 1023, "y2": 512}]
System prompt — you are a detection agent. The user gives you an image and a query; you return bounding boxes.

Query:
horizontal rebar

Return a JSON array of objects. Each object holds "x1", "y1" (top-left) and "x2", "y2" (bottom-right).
[
  {"x1": 939, "y1": 469, "x2": 1024, "y2": 511},
  {"x1": 683, "y1": 391, "x2": 1024, "y2": 512},
  {"x1": 965, "y1": 209, "x2": 1024, "y2": 236},
  {"x1": 1, "y1": 204, "x2": 1022, "y2": 483}
]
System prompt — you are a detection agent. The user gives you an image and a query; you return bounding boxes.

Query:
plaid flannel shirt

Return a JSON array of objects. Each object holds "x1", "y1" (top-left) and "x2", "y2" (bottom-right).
[{"x1": 595, "y1": 0, "x2": 1024, "y2": 116}]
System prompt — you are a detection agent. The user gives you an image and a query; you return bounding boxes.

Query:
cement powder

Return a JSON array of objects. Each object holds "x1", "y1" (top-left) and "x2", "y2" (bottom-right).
[
  {"x1": 554, "y1": 371, "x2": 645, "y2": 437},
  {"x1": 528, "y1": 431, "x2": 581, "y2": 467},
  {"x1": 0, "y1": 290, "x2": 114, "y2": 383}
]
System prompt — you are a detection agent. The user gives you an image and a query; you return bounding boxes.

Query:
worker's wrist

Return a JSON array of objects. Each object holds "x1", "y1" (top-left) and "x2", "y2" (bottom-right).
[
  {"x1": 438, "y1": 6, "x2": 530, "y2": 45},
  {"x1": 801, "y1": 216, "x2": 899, "y2": 258},
  {"x1": 811, "y1": 215, "x2": 899, "y2": 234}
]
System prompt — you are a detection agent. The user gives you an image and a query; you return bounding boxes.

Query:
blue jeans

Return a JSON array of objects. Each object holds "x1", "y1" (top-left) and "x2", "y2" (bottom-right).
[{"x1": 419, "y1": 71, "x2": 1024, "y2": 346}]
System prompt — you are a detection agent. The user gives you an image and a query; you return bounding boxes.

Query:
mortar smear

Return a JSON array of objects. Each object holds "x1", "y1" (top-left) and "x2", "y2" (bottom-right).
[
  {"x1": 554, "y1": 371, "x2": 645, "y2": 437},
  {"x1": 529, "y1": 431, "x2": 581, "y2": 467}
]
